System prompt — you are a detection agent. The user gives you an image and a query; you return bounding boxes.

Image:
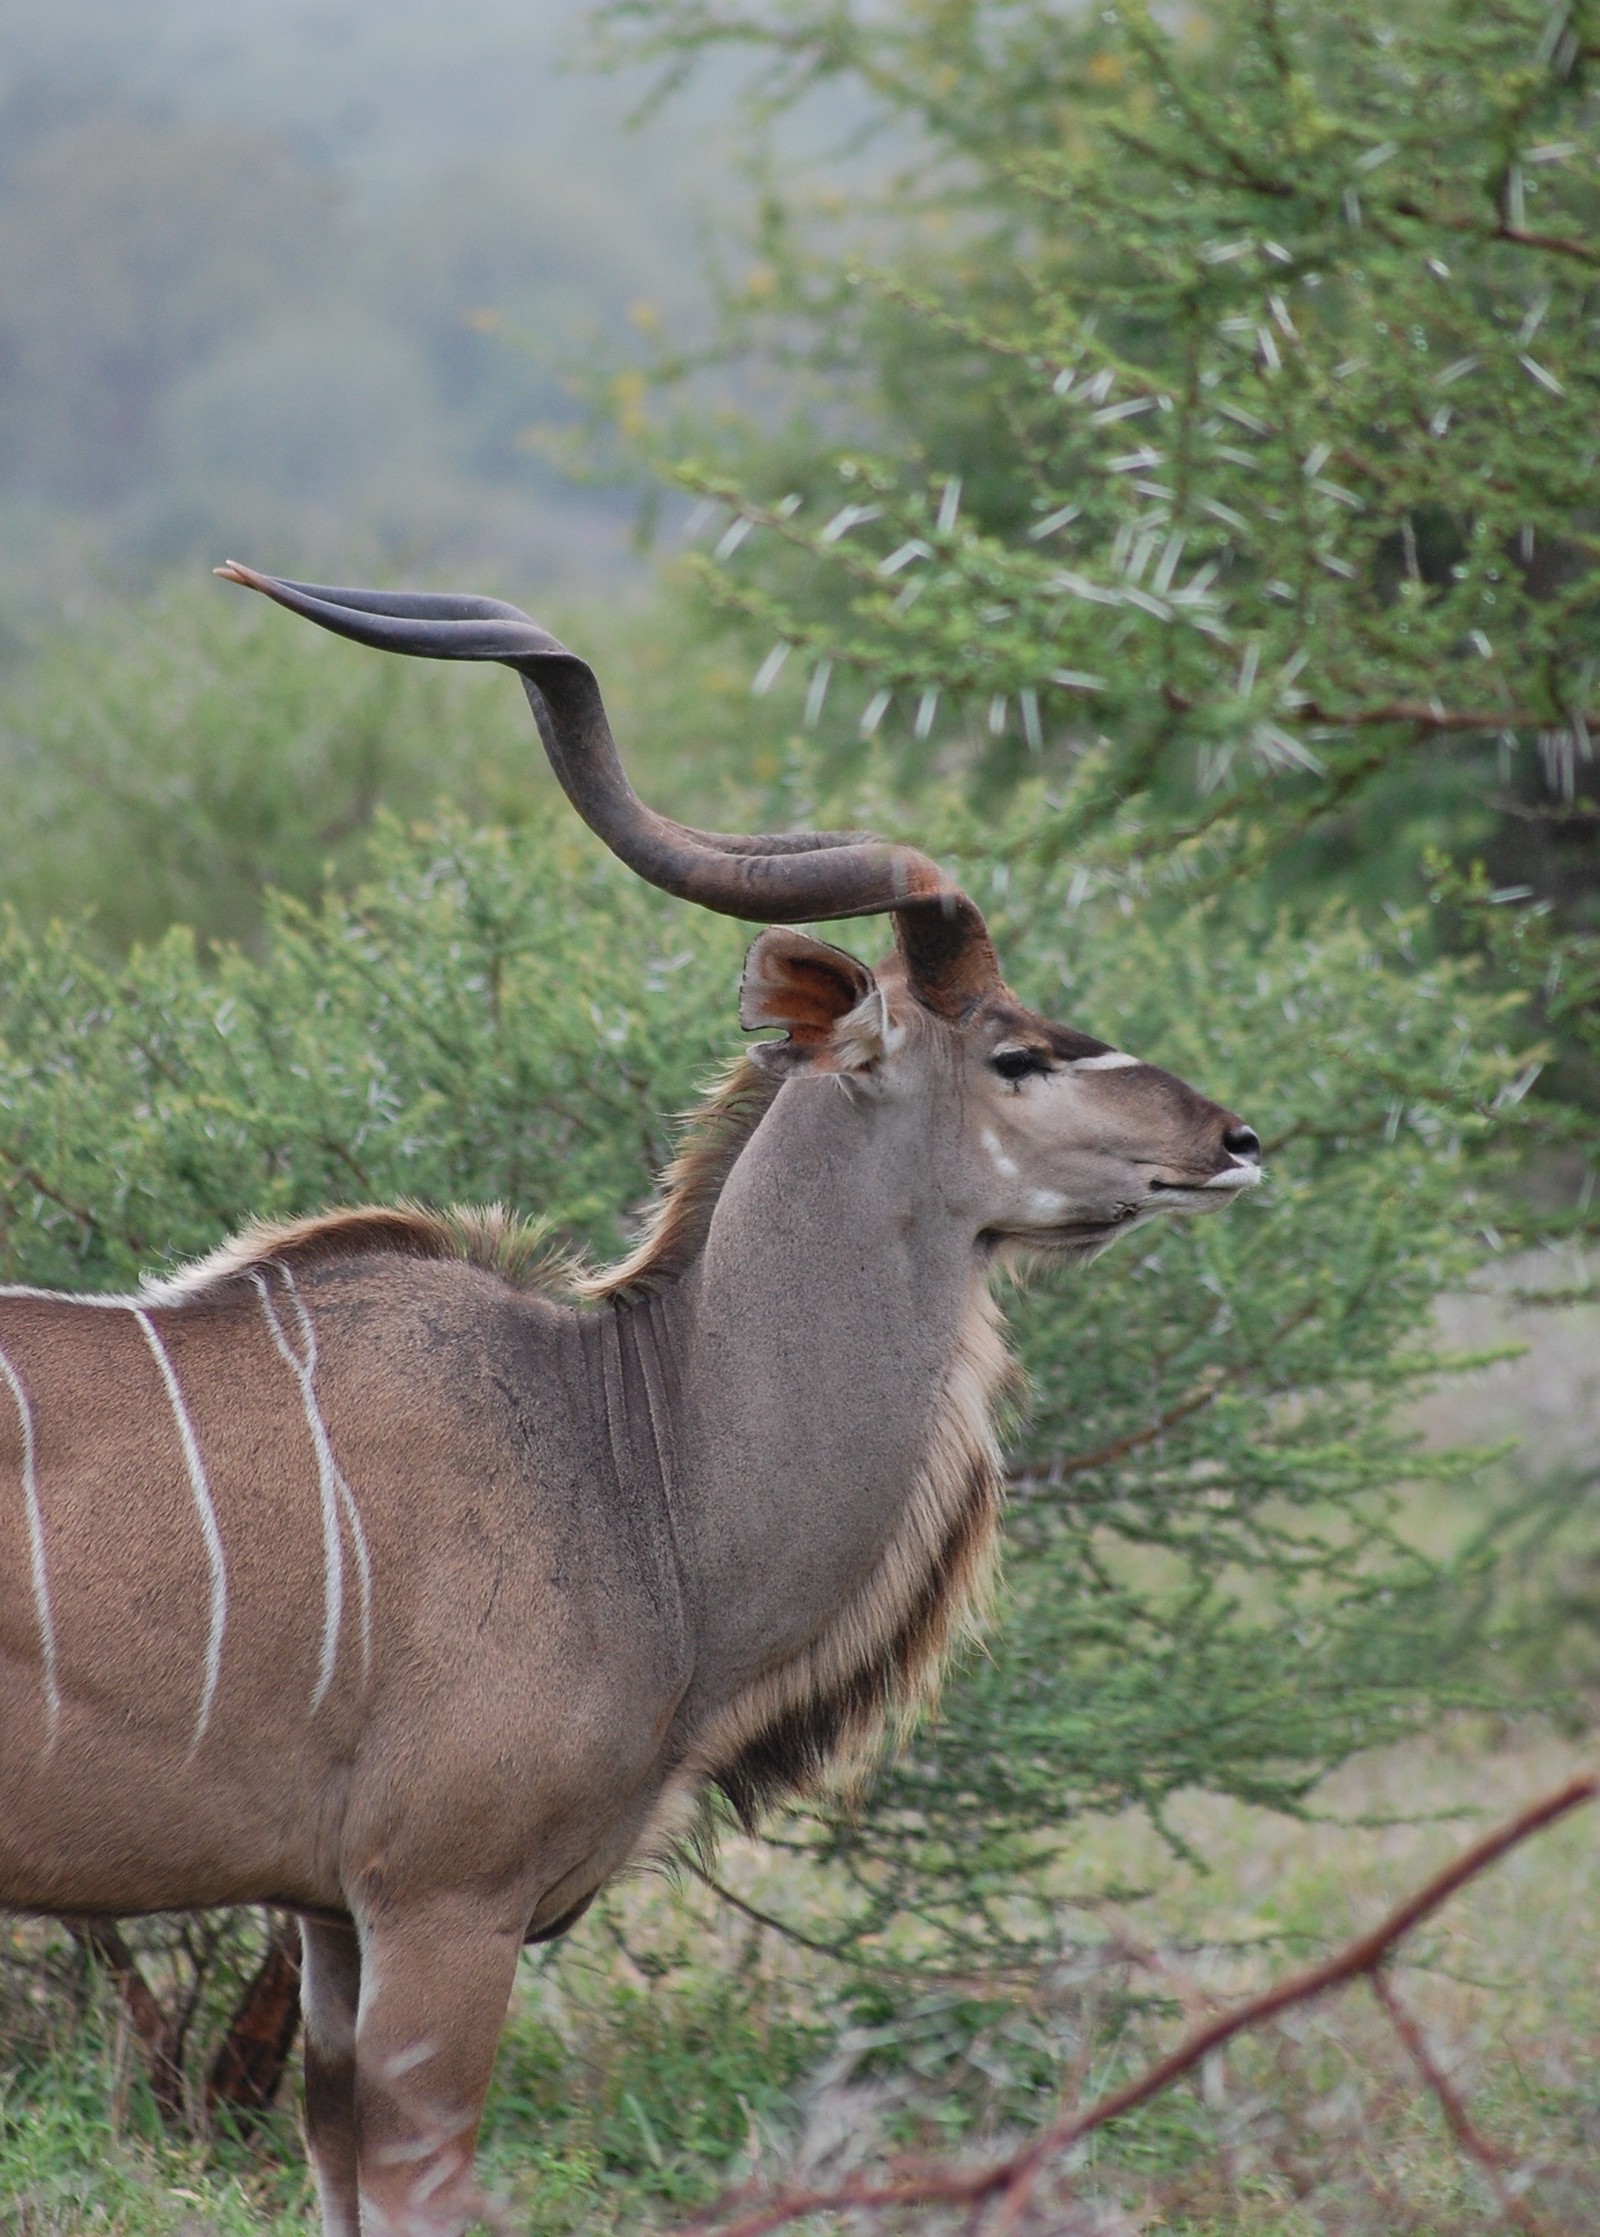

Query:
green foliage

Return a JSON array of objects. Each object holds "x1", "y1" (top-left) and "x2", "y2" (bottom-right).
[
  {"x1": 0, "y1": 586, "x2": 545, "y2": 953},
  {"x1": 602, "y1": 0, "x2": 1600, "y2": 917},
  {"x1": 482, "y1": 1928, "x2": 821, "y2": 2218},
  {"x1": 0, "y1": 1922, "x2": 313, "y2": 2234},
  {"x1": 0, "y1": 803, "x2": 1534, "y2": 1956},
  {"x1": 0, "y1": 1897, "x2": 818, "y2": 2235},
  {"x1": 0, "y1": 815, "x2": 744, "y2": 1287}
]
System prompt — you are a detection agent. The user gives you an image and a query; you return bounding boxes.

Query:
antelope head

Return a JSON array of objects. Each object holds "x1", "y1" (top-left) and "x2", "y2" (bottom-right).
[
  {"x1": 738, "y1": 927, "x2": 1260, "y2": 1264},
  {"x1": 216, "y1": 565, "x2": 1260, "y2": 1258}
]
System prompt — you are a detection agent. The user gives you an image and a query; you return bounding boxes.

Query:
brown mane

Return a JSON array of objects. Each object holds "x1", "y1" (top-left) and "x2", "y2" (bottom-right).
[
  {"x1": 146, "y1": 1201, "x2": 569, "y2": 1303},
  {"x1": 575, "y1": 1058, "x2": 779, "y2": 1302},
  {"x1": 147, "y1": 1058, "x2": 780, "y2": 1308}
]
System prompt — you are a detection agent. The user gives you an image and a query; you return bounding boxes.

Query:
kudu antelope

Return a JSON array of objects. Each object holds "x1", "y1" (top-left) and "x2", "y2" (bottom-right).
[{"x1": 1, "y1": 565, "x2": 1261, "y2": 2236}]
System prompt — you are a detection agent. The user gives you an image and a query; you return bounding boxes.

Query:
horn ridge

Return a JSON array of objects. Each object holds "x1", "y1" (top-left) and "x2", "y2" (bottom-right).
[{"x1": 217, "y1": 563, "x2": 999, "y2": 1016}]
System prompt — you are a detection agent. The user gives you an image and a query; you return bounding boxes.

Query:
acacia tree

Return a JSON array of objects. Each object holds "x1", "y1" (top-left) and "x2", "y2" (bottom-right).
[
  {"x1": 574, "y1": 0, "x2": 1600, "y2": 1952},
  {"x1": 598, "y1": 0, "x2": 1599, "y2": 916}
]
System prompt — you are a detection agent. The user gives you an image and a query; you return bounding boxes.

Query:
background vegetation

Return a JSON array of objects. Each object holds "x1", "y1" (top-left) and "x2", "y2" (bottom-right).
[
  {"x1": 0, "y1": 0, "x2": 746, "y2": 613},
  {"x1": 1, "y1": 0, "x2": 1597, "y2": 2231}
]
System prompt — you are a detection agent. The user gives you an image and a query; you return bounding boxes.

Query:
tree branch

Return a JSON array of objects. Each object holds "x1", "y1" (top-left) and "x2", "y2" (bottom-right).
[
  {"x1": 1026, "y1": 1296, "x2": 1321, "y2": 1486},
  {"x1": 1371, "y1": 1966, "x2": 1557, "y2": 2237},
  {"x1": 682, "y1": 1772, "x2": 1596, "y2": 2236}
]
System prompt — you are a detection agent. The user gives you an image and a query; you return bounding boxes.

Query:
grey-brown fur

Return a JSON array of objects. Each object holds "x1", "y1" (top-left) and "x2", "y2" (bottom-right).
[{"x1": 0, "y1": 570, "x2": 1263, "y2": 2236}]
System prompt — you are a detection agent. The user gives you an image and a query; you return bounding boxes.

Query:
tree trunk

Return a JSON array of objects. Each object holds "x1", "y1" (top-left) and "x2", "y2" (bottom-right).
[{"x1": 206, "y1": 1912, "x2": 303, "y2": 2132}]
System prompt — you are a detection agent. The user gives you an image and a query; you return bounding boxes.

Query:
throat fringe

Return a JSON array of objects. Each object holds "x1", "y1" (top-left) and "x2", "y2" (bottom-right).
[{"x1": 689, "y1": 1281, "x2": 1015, "y2": 1828}]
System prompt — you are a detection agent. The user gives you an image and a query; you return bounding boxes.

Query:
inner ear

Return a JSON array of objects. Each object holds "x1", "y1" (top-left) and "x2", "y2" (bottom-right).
[{"x1": 740, "y1": 929, "x2": 876, "y2": 1062}]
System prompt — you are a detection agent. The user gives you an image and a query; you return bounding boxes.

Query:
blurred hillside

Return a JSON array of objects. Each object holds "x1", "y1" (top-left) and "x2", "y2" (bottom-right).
[{"x1": 0, "y1": 0, "x2": 743, "y2": 621}]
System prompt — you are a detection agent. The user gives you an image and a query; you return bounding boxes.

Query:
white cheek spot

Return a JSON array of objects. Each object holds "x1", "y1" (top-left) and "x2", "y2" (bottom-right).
[
  {"x1": 1070, "y1": 1050, "x2": 1140, "y2": 1071},
  {"x1": 384, "y1": 2038, "x2": 438, "y2": 2080},
  {"x1": 1029, "y1": 1190, "x2": 1068, "y2": 1219},
  {"x1": 979, "y1": 1127, "x2": 1020, "y2": 1180}
]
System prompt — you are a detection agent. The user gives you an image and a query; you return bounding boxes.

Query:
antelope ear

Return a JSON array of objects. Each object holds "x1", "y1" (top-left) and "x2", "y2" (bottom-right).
[{"x1": 740, "y1": 929, "x2": 880, "y2": 1073}]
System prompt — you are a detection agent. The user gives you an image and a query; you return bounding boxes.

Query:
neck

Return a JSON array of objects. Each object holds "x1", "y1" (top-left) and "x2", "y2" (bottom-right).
[{"x1": 647, "y1": 1070, "x2": 1010, "y2": 1819}]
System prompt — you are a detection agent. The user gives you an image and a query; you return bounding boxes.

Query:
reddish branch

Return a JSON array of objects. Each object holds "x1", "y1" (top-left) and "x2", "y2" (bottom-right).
[
  {"x1": 1371, "y1": 1967, "x2": 1557, "y2": 2237},
  {"x1": 683, "y1": 1772, "x2": 1596, "y2": 2237},
  {"x1": 1033, "y1": 1294, "x2": 1321, "y2": 1485},
  {"x1": 1159, "y1": 679, "x2": 1600, "y2": 740},
  {"x1": 206, "y1": 1914, "x2": 303, "y2": 2131},
  {"x1": 1299, "y1": 699, "x2": 1600, "y2": 736}
]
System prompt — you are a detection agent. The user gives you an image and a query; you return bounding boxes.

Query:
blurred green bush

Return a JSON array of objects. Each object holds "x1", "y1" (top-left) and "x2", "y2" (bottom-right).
[{"x1": 0, "y1": 588, "x2": 543, "y2": 952}]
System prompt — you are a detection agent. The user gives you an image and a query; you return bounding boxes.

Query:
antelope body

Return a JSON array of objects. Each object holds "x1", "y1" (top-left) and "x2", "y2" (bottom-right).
[{"x1": 0, "y1": 571, "x2": 1260, "y2": 2236}]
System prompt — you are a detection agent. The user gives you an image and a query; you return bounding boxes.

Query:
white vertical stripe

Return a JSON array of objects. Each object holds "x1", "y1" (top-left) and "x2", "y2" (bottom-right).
[
  {"x1": 280, "y1": 1270, "x2": 372, "y2": 1683},
  {"x1": 0, "y1": 1339, "x2": 59, "y2": 1744},
  {"x1": 133, "y1": 1308, "x2": 227, "y2": 1750},
  {"x1": 253, "y1": 1270, "x2": 345, "y2": 1709},
  {"x1": 333, "y1": 1461, "x2": 373, "y2": 1684}
]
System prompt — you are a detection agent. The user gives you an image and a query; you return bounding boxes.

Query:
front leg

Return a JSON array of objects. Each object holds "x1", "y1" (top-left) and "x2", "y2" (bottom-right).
[
  {"x1": 352, "y1": 1893, "x2": 525, "y2": 2237},
  {"x1": 300, "y1": 1915, "x2": 362, "y2": 2237}
]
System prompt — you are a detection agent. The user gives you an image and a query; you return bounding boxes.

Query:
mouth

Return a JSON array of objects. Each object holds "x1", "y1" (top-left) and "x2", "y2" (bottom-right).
[
  {"x1": 987, "y1": 1158, "x2": 1263, "y2": 1255},
  {"x1": 1148, "y1": 1156, "x2": 1264, "y2": 1203}
]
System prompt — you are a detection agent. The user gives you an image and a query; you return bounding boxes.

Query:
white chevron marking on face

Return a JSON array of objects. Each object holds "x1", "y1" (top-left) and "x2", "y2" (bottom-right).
[
  {"x1": 979, "y1": 1127, "x2": 1019, "y2": 1179},
  {"x1": 1068, "y1": 1050, "x2": 1140, "y2": 1071},
  {"x1": 133, "y1": 1308, "x2": 227, "y2": 1751},
  {"x1": 0, "y1": 1339, "x2": 59, "y2": 1745}
]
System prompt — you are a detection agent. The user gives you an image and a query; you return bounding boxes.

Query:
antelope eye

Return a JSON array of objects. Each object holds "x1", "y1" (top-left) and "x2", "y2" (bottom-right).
[{"x1": 991, "y1": 1046, "x2": 1049, "y2": 1082}]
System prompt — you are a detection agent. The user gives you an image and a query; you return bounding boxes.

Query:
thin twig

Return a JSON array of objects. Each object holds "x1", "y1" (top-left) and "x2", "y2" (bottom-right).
[
  {"x1": 1038, "y1": 1297, "x2": 1320, "y2": 1483},
  {"x1": 1371, "y1": 1967, "x2": 1555, "y2": 2237},
  {"x1": 682, "y1": 1772, "x2": 1596, "y2": 2237},
  {"x1": 686, "y1": 1860, "x2": 859, "y2": 1959}
]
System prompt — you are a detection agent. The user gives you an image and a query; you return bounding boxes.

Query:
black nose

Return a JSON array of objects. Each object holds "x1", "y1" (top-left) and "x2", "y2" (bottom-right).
[{"x1": 1224, "y1": 1123, "x2": 1261, "y2": 1163}]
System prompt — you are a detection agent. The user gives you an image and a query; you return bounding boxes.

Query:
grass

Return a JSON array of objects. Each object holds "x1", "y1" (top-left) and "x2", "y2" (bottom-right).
[{"x1": 2, "y1": 1724, "x2": 1597, "y2": 2234}]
